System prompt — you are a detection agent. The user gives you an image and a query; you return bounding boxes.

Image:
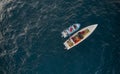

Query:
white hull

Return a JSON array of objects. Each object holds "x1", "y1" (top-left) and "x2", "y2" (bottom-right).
[
  {"x1": 61, "y1": 24, "x2": 80, "y2": 38},
  {"x1": 64, "y1": 24, "x2": 98, "y2": 50}
]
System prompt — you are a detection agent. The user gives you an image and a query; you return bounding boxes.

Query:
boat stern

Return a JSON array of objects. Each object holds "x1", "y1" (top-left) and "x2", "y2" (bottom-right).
[
  {"x1": 64, "y1": 39, "x2": 74, "y2": 50},
  {"x1": 61, "y1": 31, "x2": 68, "y2": 38},
  {"x1": 64, "y1": 42, "x2": 69, "y2": 50}
]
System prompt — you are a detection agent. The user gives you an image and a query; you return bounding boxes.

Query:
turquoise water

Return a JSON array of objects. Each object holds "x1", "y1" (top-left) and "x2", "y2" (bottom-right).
[{"x1": 0, "y1": 0, "x2": 120, "y2": 74}]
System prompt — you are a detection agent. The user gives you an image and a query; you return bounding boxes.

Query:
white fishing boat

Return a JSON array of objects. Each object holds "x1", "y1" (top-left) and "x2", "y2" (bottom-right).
[
  {"x1": 64, "y1": 24, "x2": 98, "y2": 50},
  {"x1": 61, "y1": 24, "x2": 80, "y2": 38}
]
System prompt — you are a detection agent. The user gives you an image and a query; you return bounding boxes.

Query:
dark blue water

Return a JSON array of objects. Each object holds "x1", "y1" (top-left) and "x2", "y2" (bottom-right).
[{"x1": 0, "y1": 0, "x2": 120, "y2": 74}]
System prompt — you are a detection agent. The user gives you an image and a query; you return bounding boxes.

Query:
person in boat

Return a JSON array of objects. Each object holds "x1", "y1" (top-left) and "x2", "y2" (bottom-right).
[
  {"x1": 79, "y1": 29, "x2": 90, "y2": 36},
  {"x1": 73, "y1": 24, "x2": 77, "y2": 29},
  {"x1": 72, "y1": 35, "x2": 80, "y2": 43},
  {"x1": 78, "y1": 32, "x2": 84, "y2": 39},
  {"x1": 71, "y1": 31, "x2": 84, "y2": 43},
  {"x1": 69, "y1": 27, "x2": 73, "y2": 32},
  {"x1": 67, "y1": 39, "x2": 74, "y2": 47}
]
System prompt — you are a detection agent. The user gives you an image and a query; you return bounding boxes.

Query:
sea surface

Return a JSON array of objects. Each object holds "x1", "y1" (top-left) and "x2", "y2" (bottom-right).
[{"x1": 0, "y1": 0, "x2": 120, "y2": 74}]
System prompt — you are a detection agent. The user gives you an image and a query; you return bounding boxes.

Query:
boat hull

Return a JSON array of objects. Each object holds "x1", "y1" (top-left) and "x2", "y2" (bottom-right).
[
  {"x1": 61, "y1": 24, "x2": 80, "y2": 38},
  {"x1": 64, "y1": 24, "x2": 98, "y2": 50}
]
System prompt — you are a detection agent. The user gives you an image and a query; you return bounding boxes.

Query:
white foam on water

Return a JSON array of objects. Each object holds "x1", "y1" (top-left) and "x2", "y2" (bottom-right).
[
  {"x1": 0, "y1": 32, "x2": 3, "y2": 39},
  {"x1": 0, "y1": 0, "x2": 13, "y2": 21},
  {"x1": 0, "y1": 50, "x2": 6, "y2": 57}
]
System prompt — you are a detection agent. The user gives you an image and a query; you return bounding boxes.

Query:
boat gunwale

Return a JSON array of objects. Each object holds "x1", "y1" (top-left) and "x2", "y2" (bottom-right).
[{"x1": 64, "y1": 24, "x2": 98, "y2": 50}]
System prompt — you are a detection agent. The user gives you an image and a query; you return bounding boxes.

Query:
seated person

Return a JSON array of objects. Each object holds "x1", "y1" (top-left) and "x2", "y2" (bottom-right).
[
  {"x1": 79, "y1": 29, "x2": 89, "y2": 36},
  {"x1": 72, "y1": 35, "x2": 81, "y2": 43},
  {"x1": 78, "y1": 32, "x2": 84, "y2": 39},
  {"x1": 73, "y1": 25, "x2": 77, "y2": 29},
  {"x1": 67, "y1": 40, "x2": 73, "y2": 47}
]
